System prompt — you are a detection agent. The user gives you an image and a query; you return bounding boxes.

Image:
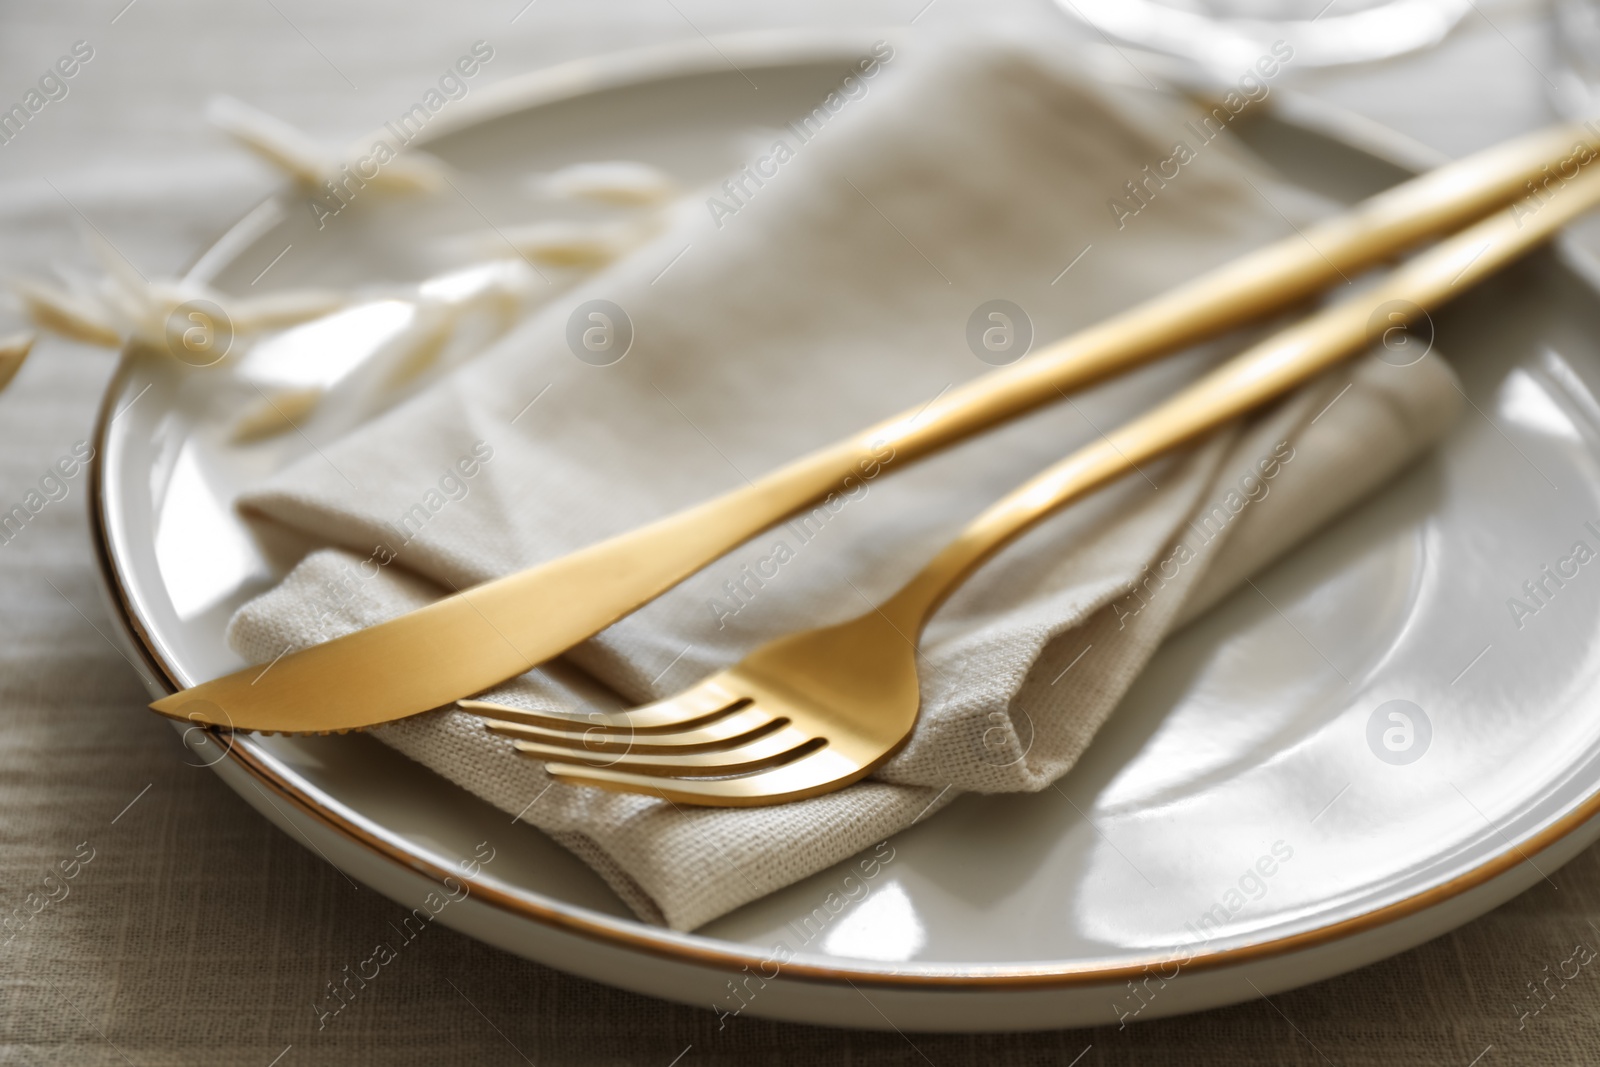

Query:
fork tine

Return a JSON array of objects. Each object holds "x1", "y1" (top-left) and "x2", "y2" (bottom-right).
[
  {"x1": 482, "y1": 702, "x2": 784, "y2": 753},
  {"x1": 510, "y1": 724, "x2": 822, "y2": 777},
  {"x1": 456, "y1": 699, "x2": 627, "y2": 733},
  {"x1": 545, "y1": 745, "x2": 873, "y2": 807},
  {"x1": 458, "y1": 674, "x2": 749, "y2": 734}
]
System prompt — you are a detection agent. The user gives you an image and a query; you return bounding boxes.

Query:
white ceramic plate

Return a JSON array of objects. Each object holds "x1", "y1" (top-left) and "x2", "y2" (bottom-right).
[{"x1": 90, "y1": 31, "x2": 1600, "y2": 1031}]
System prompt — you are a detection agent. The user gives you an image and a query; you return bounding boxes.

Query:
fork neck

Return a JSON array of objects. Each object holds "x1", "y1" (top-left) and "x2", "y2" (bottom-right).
[{"x1": 875, "y1": 436, "x2": 1134, "y2": 636}]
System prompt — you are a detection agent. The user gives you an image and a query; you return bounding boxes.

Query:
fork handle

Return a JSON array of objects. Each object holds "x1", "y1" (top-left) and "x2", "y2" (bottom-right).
[{"x1": 877, "y1": 165, "x2": 1600, "y2": 633}]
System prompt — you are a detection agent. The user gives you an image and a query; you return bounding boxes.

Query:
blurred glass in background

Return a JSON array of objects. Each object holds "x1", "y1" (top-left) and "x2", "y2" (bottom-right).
[
  {"x1": 1055, "y1": 0, "x2": 1472, "y2": 75},
  {"x1": 1555, "y1": 0, "x2": 1600, "y2": 117}
]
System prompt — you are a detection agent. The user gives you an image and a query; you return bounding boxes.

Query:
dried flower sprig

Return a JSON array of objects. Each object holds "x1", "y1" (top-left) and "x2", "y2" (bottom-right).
[
  {"x1": 229, "y1": 385, "x2": 324, "y2": 444},
  {"x1": 8, "y1": 227, "x2": 345, "y2": 364},
  {"x1": 531, "y1": 161, "x2": 678, "y2": 207},
  {"x1": 225, "y1": 259, "x2": 548, "y2": 442},
  {"x1": 467, "y1": 214, "x2": 672, "y2": 271},
  {"x1": 0, "y1": 331, "x2": 35, "y2": 392},
  {"x1": 11, "y1": 278, "x2": 121, "y2": 348},
  {"x1": 208, "y1": 95, "x2": 449, "y2": 194}
]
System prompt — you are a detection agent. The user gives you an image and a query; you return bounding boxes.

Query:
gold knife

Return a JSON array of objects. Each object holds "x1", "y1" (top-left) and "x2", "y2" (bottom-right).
[{"x1": 153, "y1": 124, "x2": 1600, "y2": 734}]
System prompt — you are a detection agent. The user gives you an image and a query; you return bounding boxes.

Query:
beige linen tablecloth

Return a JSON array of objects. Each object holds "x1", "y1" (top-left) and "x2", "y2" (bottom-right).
[{"x1": 4, "y1": 0, "x2": 1598, "y2": 1063}]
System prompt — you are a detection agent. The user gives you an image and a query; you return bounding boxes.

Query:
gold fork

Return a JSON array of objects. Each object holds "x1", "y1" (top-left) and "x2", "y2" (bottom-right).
[{"x1": 461, "y1": 164, "x2": 1600, "y2": 806}]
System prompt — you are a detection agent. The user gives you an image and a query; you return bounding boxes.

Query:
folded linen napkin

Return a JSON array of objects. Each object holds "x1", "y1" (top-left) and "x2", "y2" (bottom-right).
[{"x1": 225, "y1": 36, "x2": 1462, "y2": 931}]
